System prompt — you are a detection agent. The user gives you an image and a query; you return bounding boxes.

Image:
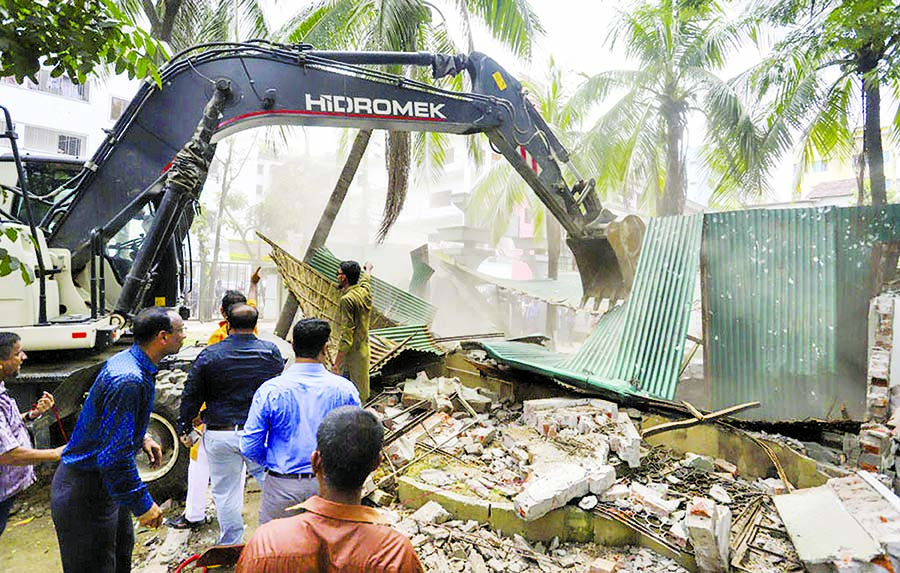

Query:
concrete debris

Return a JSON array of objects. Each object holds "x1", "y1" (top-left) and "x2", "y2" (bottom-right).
[
  {"x1": 402, "y1": 373, "x2": 495, "y2": 413},
  {"x1": 683, "y1": 453, "x2": 715, "y2": 473},
  {"x1": 586, "y1": 464, "x2": 616, "y2": 495},
  {"x1": 713, "y1": 459, "x2": 737, "y2": 477},
  {"x1": 411, "y1": 500, "x2": 452, "y2": 525},
  {"x1": 602, "y1": 483, "x2": 631, "y2": 503},
  {"x1": 588, "y1": 557, "x2": 619, "y2": 573},
  {"x1": 419, "y1": 469, "x2": 456, "y2": 487},
  {"x1": 610, "y1": 413, "x2": 641, "y2": 468},
  {"x1": 630, "y1": 482, "x2": 680, "y2": 518},
  {"x1": 754, "y1": 477, "x2": 789, "y2": 495},
  {"x1": 386, "y1": 435, "x2": 416, "y2": 464},
  {"x1": 685, "y1": 497, "x2": 731, "y2": 573},
  {"x1": 774, "y1": 484, "x2": 881, "y2": 571},
  {"x1": 394, "y1": 505, "x2": 689, "y2": 573},
  {"x1": 709, "y1": 484, "x2": 732, "y2": 505},
  {"x1": 579, "y1": 495, "x2": 599, "y2": 511},
  {"x1": 514, "y1": 463, "x2": 589, "y2": 521},
  {"x1": 369, "y1": 375, "x2": 806, "y2": 572}
]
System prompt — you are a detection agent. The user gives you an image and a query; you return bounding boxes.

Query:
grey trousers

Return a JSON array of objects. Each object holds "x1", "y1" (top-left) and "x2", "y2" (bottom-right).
[{"x1": 258, "y1": 474, "x2": 318, "y2": 524}]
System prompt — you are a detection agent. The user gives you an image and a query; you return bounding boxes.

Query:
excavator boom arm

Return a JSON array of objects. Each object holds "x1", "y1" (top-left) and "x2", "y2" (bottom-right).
[{"x1": 44, "y1": 42, "x2": 638, "y2": 311}]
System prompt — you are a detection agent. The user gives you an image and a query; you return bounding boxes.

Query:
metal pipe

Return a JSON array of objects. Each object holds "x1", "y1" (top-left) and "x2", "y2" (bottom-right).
[
  {"x1": 308, "y1": 51, "x2": 436, "y2": 66},
  {"x1": 0, "y1": 105, "x2": 48, "y2": 325}
]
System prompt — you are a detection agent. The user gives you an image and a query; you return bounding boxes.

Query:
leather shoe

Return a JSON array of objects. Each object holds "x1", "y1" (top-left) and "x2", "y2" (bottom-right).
[{"x1": 165, "y1": 514, "x2": 207, "y2": 530}]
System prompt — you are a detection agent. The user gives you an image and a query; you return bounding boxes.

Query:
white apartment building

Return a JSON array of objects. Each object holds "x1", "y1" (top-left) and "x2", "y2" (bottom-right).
[{"x1": 0, "y1": 71, "x2": 139, "y2": 160}]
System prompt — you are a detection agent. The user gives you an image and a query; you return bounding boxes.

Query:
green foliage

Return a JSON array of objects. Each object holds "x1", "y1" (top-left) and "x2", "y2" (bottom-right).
[
  {"x1": 580, "y1": 0, "x2": 758, "y2": 214},
  {"x1": 0, "y1": 224, "x2": 34, "y2": 285},
  {"x1": 0, "y1": 0, "x2": 165, "y2": 84},
  {"x1": 740, "y1": 0, "x2": 900, "y2": 202}
]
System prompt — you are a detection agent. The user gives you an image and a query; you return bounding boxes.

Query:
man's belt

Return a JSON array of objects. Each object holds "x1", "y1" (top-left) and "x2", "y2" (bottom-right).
[
  {"x1": 205, "y1": 424, "x2": 244, "y2": 431},
  {"x1": 266, "y1": 469, "x2": 314, "y2": 479}
]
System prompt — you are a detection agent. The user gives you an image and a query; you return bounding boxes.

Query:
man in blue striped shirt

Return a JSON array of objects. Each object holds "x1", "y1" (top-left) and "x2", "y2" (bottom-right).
[
  {"x1": 51, "y1": 307, "x2": 186, "y2": 573},
  {"x1": 242, "y1": 318, "x2": 360, "y2": 525}
]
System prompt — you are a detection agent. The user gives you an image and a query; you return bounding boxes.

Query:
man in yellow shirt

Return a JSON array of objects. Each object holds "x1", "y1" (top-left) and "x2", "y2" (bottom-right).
[
  {"x1": 208, "y1": 267, "x2": 261, "y2": 344},
  {"x1": 332, "y1": 261, "x2": 372, "y2": 402},
  {"x1": 166, "y1": 266, "x2": 261, "y2": 529}
]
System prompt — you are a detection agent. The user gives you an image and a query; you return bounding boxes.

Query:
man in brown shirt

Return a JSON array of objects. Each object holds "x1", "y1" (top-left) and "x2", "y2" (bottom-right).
[
  {"x1": 332, "y1": 260, "x2": 372, "y2": 402},
  {"x1": 236, "y1": 406, "x2": 422, "y2": 573}
]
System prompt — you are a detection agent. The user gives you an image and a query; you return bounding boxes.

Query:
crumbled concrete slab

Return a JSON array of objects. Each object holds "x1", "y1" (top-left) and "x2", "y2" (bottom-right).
[
  {"x1": 773, "y1": 486, "x2": 881, "y2": 567},
  {"x1": 586, "y1": 464, "x2": 616, "y2": 495},
  {"x1": 611, "y1": 413, "x2": 641, "y2": 468},
  {"x1": 631, "y1": 482, "x2": 680, "y2": 518},
  {"x1": 514, "y1": 464, "x2": 589, "y2": 521},
  {"x1": 411, "y1": 500, "x2": 452, "y2": 524}
]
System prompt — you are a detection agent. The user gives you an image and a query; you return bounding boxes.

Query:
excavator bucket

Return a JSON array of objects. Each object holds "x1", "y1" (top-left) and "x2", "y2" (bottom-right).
[{"x1": 567, "y1": 214, "x2": 646, "y2": 309}]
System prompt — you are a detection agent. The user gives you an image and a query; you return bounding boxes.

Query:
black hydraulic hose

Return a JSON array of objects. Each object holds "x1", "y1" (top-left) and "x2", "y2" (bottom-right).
[{"x1": 0, "y1": 105, "x2": 48, "y2": 325}]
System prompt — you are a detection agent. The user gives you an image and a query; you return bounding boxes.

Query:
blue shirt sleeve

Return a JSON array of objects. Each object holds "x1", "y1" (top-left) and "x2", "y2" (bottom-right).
[
  {"x1": 241, "y1": 385, "x2": 269, "y2": 466},
  {"x1": 177, "y1": 349, "x2": 208, "y2": 434},
  {"x1": 96, "y1": 373, "x2": 154, "y2": 516}
]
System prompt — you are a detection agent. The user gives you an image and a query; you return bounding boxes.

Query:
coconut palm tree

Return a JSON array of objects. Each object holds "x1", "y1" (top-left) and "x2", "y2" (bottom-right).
[
  {"x1": 741, "y1": 0, "x2": 900, "y2": 206},
  {"x1": 575, "y1": 0, "x2": 757, "y2": 215}
]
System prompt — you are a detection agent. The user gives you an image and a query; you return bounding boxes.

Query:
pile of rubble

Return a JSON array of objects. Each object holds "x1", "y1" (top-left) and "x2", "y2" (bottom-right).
[
  {"x1": 367, "y1": 372, "x2": 806, "y2": 572},
  {"x1": 387, "y1": 500, "x2": 689, "y2": 573}
]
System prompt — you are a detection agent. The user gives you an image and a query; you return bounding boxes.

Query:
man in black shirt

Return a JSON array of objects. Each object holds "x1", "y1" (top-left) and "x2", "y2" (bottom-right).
[{"x1": 177, "y1": 304, "x2": 283, "y2": 545}]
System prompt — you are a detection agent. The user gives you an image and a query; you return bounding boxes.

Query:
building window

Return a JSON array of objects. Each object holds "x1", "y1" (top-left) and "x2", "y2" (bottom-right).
[
  {"x1": 812, "y1": 160, "x2": 828, "y2": 173},
  {"x1": 57, "y1": 134, "x2": 82, "y2": 156},
  {"x1": 6, "y1": 69, "x2": 91, "y2": 101},
  {"x1": 24, "y1": 125, "x2": 86, "y2": 157},
  {"x1": 110, "y1": 96, "x2": 128, "y2": 121}
]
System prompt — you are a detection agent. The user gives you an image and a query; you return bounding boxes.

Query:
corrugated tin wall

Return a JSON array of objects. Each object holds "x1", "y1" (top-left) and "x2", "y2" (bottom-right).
[
  {"x1": 478, "y1": 214, "x2": 703, "y2": 400},
  {"x1": 308, "y1": 248, "x2": 437, "y2": 326},
  {"x1": 559, "y1": 215, "x2": 703, "y2": 399},
  {"x1": 705, "y1": 204, "x2": 900, "y2": 420}
]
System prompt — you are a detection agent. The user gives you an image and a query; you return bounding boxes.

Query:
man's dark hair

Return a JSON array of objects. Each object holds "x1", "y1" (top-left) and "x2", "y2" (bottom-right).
[
  {"x1": 317, "y1": 406, "x2": 383, "y2": 489},
  {"x1": 339, "y1": 260, "x2": 361, "y2": 286},
  {"x1": 291, "y1": 318, "x2": 330, "y2": 358},
  {"x1": 221, "y1": 290, "x2": 247, "y2": 314},
  {"x1": 133, "y1": 307, "x2": 174, "y2": 345},
  {"x1": 0, "y1": 332, "x2": 21, "y2": 361},
  {"x1": 227, "y1": 304, "x2": 258, "y2": 331}
]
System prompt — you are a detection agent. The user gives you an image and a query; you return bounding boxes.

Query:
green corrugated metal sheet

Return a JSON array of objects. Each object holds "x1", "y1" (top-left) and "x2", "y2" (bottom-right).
[
  {"x1": 309, "y1": 248, "x2": 437, "y2": 326},
  {"x1": 705, "y1": 204, "x2": 900, "y2": 421},
  {"x1": 371, "y1": 324, "x2": 446, "y2": 355},
  {"x1": 478, "y1": 215, "x2": 703, "y2": 399}
]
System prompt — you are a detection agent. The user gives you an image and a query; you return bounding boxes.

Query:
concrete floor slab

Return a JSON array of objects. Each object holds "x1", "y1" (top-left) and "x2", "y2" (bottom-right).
[{"x1": 773, "y1": 486, "x2": 881, "y2": 565}]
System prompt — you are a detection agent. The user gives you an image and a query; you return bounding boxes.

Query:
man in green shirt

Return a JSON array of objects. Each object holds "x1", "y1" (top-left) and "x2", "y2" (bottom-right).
[{"x1": 333, "y1": 261, "x2": 372, "y2": 402}]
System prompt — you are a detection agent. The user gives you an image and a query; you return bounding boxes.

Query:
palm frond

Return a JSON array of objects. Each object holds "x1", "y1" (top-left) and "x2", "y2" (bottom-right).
[{"x1": 461, "y1": 0, "x2": 543, "y2": 59}]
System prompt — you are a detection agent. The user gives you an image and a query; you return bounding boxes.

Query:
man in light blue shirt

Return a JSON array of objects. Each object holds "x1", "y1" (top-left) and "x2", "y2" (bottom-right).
[{"x1": 242, "y1": 318, "x2": 360, "y2": 524}]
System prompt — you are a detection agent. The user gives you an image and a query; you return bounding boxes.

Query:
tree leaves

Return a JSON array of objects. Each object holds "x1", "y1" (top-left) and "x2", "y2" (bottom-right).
[{"x1": 0, "y1": 0, "x2": 166, "y2": 85}]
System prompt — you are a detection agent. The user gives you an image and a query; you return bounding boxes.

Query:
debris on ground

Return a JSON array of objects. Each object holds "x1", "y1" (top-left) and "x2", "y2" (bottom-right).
[{"x1": 363, "y1": 374, "x2": 813, "y2": 572}]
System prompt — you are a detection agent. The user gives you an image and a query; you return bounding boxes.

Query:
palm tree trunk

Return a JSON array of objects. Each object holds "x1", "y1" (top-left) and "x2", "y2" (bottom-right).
[
  {"x1": 206, "y1": 142, "x2": 237, "y2": 319},
  {"x1": 863, "y1": 74, "x2": 898, "y2": 287},
  {"x1": 273, "y1": 129, "x2": 373, "y2": 339},
  {"x1": 661, "y1": 110, "x2": 686, "y2": 216},
  {"x1": 864, "y1": 75, "x2": 886, "y2": 205}
]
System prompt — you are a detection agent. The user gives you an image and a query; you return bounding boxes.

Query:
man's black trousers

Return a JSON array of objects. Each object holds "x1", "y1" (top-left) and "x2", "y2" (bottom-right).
[{"x1": 51, "y1": 463, "x2": 134, "y2": 573}]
